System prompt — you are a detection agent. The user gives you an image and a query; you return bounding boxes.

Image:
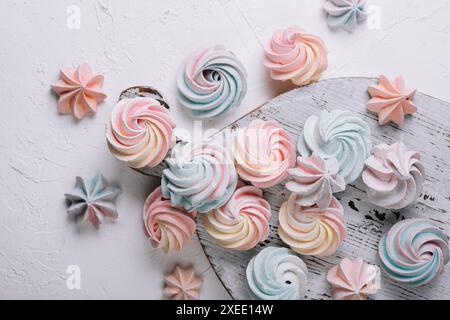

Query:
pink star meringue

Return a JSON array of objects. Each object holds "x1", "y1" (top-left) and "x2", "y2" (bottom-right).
[
  {"x1": 203, "y1": 184, "x2": 271, "y2": 251},
  {"x1": 362, "y1": 142, "x2": 424, "y2": 210},
  {"x1": 368, "y1": 75, "x2": 417, "y2": 126},
  {"x1": 327, "y1": 258, "x2": 380, "y2": 300},
  {"x1": 278, "y1": 194, "x2": 347, "y2": 257},
  {"x1": 286, "y1": 155, "x2": 346, "y2": 209},
  {"x1": 51, "y1": 63, "x2": 107, "y2": 119},
  {"x1": 163, "y1": 266, "x2": 203, "y2": 300},
  {"x1": 233, "y1": 119, "x2": 296, "y2": 188},
  {"x1": 264, "y1": 26, "x2": 328, "y2": 86},
  {"x1": 143, "y1": 187, "x2": 197, "y2": 253}
]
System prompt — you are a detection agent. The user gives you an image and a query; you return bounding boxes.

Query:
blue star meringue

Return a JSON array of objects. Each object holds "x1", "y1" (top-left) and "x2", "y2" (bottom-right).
[
  {"x1": 323, "y1": 0, "x2": 368, "y2": 32},
  {"x1": 65, "y1": 174, "x2": 121, "y2": 228}
]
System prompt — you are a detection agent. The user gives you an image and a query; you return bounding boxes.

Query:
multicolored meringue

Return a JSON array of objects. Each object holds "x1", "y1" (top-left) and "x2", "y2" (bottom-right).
[
  {"x1": 323, "y1": 0, "x2": 367, "y2": 32},
  {"x1": 163, "y1": 266, "x2": 203, "y2": 300},
  {"x1": 298, "y1": 109, "x2": 372, "y2": 184},
  {"x1": 162, "y1": 141, "x2": 238, "y2": 213},
  {"x1": 379, "y1": 219, "x2": 449, "y2": 287},
  {"x1": 362, "y1": 142, "x2": 424, "y2": 210},
  {"x1": 51, "y1": 63, "x2": 107, "y2": 119},
  {"x1": 106, "y1": 97, "x2": 176, "y2": 169},
  {"x1": 278, "y1": 194, "x2": 347, "y2": 257},
  {"x1": 233, "y1": 119, "x2": 296, "y2": 188},
  {"x1": 203, "y1": 185, "x2": 271, "y2": 251},
  {"x1": 143, "y1": 187, "x2": 196, "y2": 253},
  {"x1": 286, "y1": 155, "x2": 346, "y2": 209},
  {"x1": 177, "y1": 45, "x2": 247, "y2": 119},
  {"x1": 246, "y1": 247, "x2": 309, "y2": 300},
  {"x1": 368, "y1": 75, "x2": 418, "y2": 126},
  {"x1": 264, "y1": 26, "x2": 328, "y2": 87},
  {"x1": 327, "y1": 258, "x2": 380, "y2": 300},
  {"x1": 64, "y1": 174, "x2": 120, "y2": 228}
]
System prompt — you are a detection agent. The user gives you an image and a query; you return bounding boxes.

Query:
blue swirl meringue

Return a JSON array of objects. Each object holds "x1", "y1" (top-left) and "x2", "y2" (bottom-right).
[
  {"x1": 323, "y1": 0, "x2": 368, "y2": 32},
  {"x1": 298, "y1": 109, "x2": 372, "y2": 184},
  {"x1": 379, "y1": 219, "x2": 449, "y2": 287},
  {"x1": 177, "y1": 45, "x2": 248, "y2": 119},
  {"x1": 246, "y1": 247, "x2": 309, "y2": 300},
  {"x1": 161, "y1": 141, "x2": 238, "y2": 213}
]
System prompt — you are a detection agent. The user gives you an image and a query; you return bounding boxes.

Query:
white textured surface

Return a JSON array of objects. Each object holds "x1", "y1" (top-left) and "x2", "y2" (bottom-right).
[{"x1": 0, "y1": 0, "x2": 450, "y2": 299}]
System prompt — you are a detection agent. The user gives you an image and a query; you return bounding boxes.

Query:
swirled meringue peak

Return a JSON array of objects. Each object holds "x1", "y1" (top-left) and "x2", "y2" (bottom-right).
[
  {"x1": 264, "y1": 27, "x2": 328, "y2": 87},
  {"x1": 362, "y1": 142, "x2": 424, "y2": 209},
  {"x1": 233, "y1": 119, "x2": 296, "y2": 188},
  {"x1": 327, "y1": 258, "x2": 380, "y2": 300},
  {"x1": 246, "y1": 247, "x2": 309, "y2": 300},
  {"x1": 164, "y1": 266, "x2": 203, "y2": 300},
  {"x1": 279, "y1": 194, "x2": 347, "y2": 257},
  {"x1": 379, "y1": 219, "x2": 449, "y2": 287},
  {"x1": 162, "y1": 141, "x2": 238, "y2": 213},
  {"x1": 106, "y1": 97, "x2": 176, "y2": 169},
  {"x1": 51, "y1": 63, "x2": 107, "y2": 119},
  {"x1": 368, "y1": 75, "x2": 418, "y2": 126},
  {"x1": 298, "y1": 109, "x2": 372, "y2": 184},
  {"x1": 203, "y1": 184, "x2": 271, "y2": 251},
  {"x1": 143, "y1": 187, "x2": 196, "y2": 253},
  {"x1": 177, "y1": 45, "x2": 247, "y2": 119},
  {"x1": 286, "y1": 154, "x2": 346, "y2": 209},
  {"x1": 64, "y1": 174, "x2": 120, "y2": 229},
  {"x1": 323, "y1": 0, "x2": 368, "y2": 32}
]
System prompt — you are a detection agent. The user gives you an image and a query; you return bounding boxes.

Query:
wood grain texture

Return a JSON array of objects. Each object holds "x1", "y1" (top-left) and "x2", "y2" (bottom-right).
[{"x1": 148, "y1": 77, "x2": 450, "y2": 300}]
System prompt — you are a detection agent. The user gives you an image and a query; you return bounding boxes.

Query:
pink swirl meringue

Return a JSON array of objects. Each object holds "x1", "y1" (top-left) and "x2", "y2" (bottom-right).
[
  {"x1": 51, "y1": 63, "x2": 107, "y2": 119},
  {"x1": 286, "y1": 154, "x2": 346, "y2": 209},
  {"x1": 368, "y1": 75, "x2": 418, "y2": 126},
  {"x1": 203, "y1": 184, "x2": 271, "y2": 251},
  {"x1": 362, "y1": 142, "x2": 424, "y2": 210},
  {"x1": 143, "y1": 187, "x2": 196, "y2": 253},
  {"x1": 327, "y1": 258, "x2": 380, "y2": 300},
  {"x1": 163, "y1": 266, "x2": 203, "y2": 300},
  {"x1": 233, "y1": 119, "x2": 296, "y2": 188},
  {"x1": 278, "y1": 194, "x2": 347, "y2": 257},
  {"x1": 106, "y1": 97, "x2": 176, "y2": 169},
  {"x1": 264, "y1": 26, "x2": 328, "y2": 86}
]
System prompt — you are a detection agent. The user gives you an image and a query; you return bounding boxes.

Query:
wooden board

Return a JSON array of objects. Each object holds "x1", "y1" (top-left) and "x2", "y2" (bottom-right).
[{"x1": 147, "y1": 77, "x2": 450, "y2": 300}]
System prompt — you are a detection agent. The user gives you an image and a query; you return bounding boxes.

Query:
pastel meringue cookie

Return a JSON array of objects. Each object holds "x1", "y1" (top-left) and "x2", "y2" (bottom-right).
[
  {"x1": 177, "y1": 45, "x2": 247, "y2": 119},
  {"x1": 51, "y1": 63, "x2": 107, "y2": 119},
  {"x1": 233, "y1": 119, "x2": 296, "y2": 188},
  {"x1": 143, "y1": 187, "x2": 197, "y2": 253},
  {"x1": 286, "y1": 154, "x2": 346, "y2": 209},
  {"x1": 163, "y1": 266, "x2": 203, "y2": 300},
  {"x1": 203, "y1": 185, "x2": 271, "y2": 251},
  {"x1": 246, "y1": 247, "x2": 309, "y2": 300},
  {"x1": 65, "y1": 174, "x2": 120, "y2": 229},
  {"x1": 368, "y1": 75, "x2": 418, "y2": 126},
  {"x1": 264, "y1": 26, "x2": 328, "y2": 87},
  {"x1": 323, "y1": 0, "x2": 368, "y2": 32},
  {"x1": 298, "y1": 109, "x2": 372, "y2": 184},
  {"x1": 106, "y1": 97, "x2": 176, "y2": 169},
  {"x1": 162, "y1": 141, "x2": 238, "y2": 213},
  {"x1": 362, "y1": 142, "x2": 424, "y2": 209},
  {"x1": 278, "y1": 194, "x2": 347, "y2": 257},
  {"x1": 379, "y1": 218, "x2": 449, "y2": 287},
  {"x1": 327, "y1": 258, "x2": 380, "y2": 300}
]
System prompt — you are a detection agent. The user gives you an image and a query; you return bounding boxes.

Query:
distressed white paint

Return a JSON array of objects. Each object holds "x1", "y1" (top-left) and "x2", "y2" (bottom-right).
[
  {"x1": 1, "y1": 0, "x2": 450, "y2": 299},
  {"x1": 198, "y1": 78, "x2": 450, "y2": 300}
]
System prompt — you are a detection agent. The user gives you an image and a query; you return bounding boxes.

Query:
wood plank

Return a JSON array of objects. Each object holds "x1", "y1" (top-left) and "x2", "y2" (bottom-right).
[{"x1": 145, "y1": 77, "x2": 450, "y2": 300}]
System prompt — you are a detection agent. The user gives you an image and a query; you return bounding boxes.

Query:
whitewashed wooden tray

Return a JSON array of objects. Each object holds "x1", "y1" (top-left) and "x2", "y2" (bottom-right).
[{"x1": 148, "y1": 77, "x2": 450, "y2": 300}]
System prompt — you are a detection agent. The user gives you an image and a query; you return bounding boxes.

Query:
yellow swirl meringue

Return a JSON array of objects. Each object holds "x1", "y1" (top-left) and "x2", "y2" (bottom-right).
[
  {"x1": 278, "y1": 194, "x2": 347, "y2": 257},
  {"x1": 203, "y1": 185, "x2": 271, "y2": 251}
]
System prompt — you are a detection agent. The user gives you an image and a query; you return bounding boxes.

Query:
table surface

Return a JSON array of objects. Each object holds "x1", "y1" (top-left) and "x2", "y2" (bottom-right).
[{"x1": 1, "y1": 0, "x2": 450, "y2": 299}]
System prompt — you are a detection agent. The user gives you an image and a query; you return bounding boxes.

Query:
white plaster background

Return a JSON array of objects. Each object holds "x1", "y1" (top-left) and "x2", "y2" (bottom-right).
[{"x1": 0, "y1": 0, "x2": 450, "y2": 300}]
